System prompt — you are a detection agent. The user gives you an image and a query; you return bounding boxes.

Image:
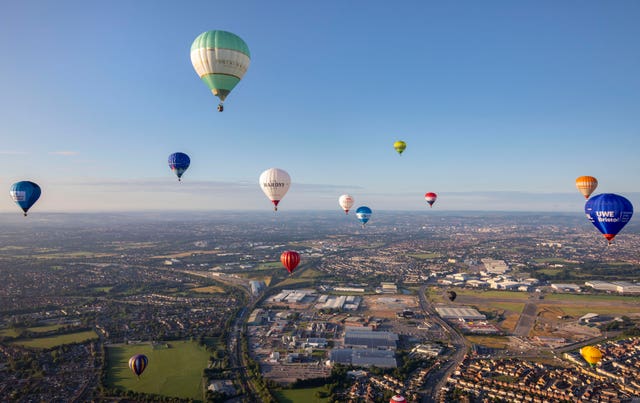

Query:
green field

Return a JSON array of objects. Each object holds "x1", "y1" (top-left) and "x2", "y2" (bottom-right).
[
  {"x1": 409, "y1": 253, "x2": 441, "y2": 259},
  {"x1": 106, "y1": 341, "x2": 210, "y2": 401},
  {"x1": 454, "y1": 289, "x2": 531, "y2": 300},
  {"x1": 274, "y1": 386, "x2": 330, "y2": 403},
  {"x1": 543, "y1": 293, "x2": 636, "y2": 302},
  {"x1": 12, "y1": 330, "x2": 98, "y2": 348}
]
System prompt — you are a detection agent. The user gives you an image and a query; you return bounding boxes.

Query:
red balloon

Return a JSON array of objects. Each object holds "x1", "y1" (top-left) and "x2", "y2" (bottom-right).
[
  {"x1": 390, "y1": 395, "x2": 406, "y2": 403},
  {"x1": 424, "y1": 192, "x2": 437, "y2": 207},
  {"x1": 280, "y1": 251, "x2": 300, "y2": 274}
]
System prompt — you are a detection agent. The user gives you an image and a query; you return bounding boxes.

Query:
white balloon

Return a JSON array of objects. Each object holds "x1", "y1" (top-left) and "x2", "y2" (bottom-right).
[
  {"x1": 338, "y1": 194, "x2": 354, "y2": 214},
  {"x1": 259, "y1": 168, "x2": 291, "y2": 211}
]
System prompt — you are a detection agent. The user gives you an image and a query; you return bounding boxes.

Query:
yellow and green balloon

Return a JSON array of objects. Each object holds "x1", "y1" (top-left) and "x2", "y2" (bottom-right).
[{"x1": 393, "y1": 140, "x2": 406, "y2": 155}]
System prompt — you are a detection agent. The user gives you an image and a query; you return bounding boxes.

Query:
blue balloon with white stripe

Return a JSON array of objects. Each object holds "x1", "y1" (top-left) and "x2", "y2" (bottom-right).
[
  {"x1": 10, "y1": 181, "x2": 41, "y2": 216},
  {"x1": 356, "y1": 206, "x2": 372, "y2": 227},
  {"x1": 168, "y1": 152, "x2": 191, "y2": 181},
  {"x1": 585, "y1": 193, "x2": 633, "y2": 243}
]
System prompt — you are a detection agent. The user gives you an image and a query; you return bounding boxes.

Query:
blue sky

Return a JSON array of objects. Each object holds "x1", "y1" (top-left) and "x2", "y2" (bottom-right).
[{"x1": 1, "y1": 1, "x2": 639, "y2": 213}]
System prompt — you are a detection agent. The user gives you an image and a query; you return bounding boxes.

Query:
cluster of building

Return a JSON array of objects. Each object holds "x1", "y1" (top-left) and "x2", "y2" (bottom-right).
[
  {"x1": 443, "y1": 337, "x2": 640, "y2": 402},
  {"x1": 0, "y1": 342, "x2": 99, "y2": 401}
]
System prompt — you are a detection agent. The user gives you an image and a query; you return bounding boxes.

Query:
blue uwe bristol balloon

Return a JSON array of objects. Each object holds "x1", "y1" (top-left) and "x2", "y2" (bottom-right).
[
  {"x1": 585, "y1": 193, "x2": 633, "y2": 243},
  {"x1": 168, "y1": 152, "x2": 191, "y2": 181},
  {"x1": 10, "y1": 181, "x2": 41, "y2": 216},
  {"x1": 355, "y1": 206, "x2": 372, "y2": 227}
]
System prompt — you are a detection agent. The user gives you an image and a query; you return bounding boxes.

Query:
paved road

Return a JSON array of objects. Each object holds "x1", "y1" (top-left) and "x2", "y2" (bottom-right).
[
  {"x1": 513, "y1": 301, "x2": 538, "y2": 337},
  {"x1": 418, "y1": 285, "x2": 469, "y2": 403}
]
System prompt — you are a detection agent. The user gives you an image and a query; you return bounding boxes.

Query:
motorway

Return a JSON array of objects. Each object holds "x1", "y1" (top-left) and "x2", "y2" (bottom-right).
[{"x1": 418, "y1": 285, "x2": 470, "y2": 403}]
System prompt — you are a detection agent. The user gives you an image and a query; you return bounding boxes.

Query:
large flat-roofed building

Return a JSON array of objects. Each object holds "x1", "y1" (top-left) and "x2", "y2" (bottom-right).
[
  {"x1": 344, "y1": 329, "x2": 398, "y2": 350},
  {"x1": 329, "y1": 348, "x2": 397, "y2": 368},
  {"x1": 585, "y1": 280, "x2": 640, "y2": 294},
  {"x1": 481, "y1": 258, "x2": 509, "y2": 274},
  {"x1": 435, "y1": 306, "x2": 486, "y2": 321}
]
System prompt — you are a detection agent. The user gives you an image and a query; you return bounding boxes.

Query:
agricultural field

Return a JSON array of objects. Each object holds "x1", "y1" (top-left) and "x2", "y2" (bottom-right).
[
  {"x1": 11, "y1": 330, "x2": 98, "y2": 348},
  {"x1": 0, "y1": 324, "x2": 66, "y2": 338},
  {"x1": 105, "y1": 341, "x2": 210, "y2": 401}
]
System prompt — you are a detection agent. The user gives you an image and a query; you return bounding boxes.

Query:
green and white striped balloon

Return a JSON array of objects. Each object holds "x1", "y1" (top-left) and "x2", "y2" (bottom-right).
[{"x1": 190, "y1": 30, "x2": 250, "y2": 107}]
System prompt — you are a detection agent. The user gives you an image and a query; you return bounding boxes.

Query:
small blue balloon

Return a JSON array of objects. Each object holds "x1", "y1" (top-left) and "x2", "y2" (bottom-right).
[
  {"x1": 168, "y1": 152, "x2": 191, "y2": 181},
  {"x1": 585, "y1": 193, "x2": 633, "y2": 243},
  {"x1": 355, "y1": 206, "x2": 372, "y2": 226},
  {"x1": 10, "y1": 181, "x2": 41, "y2": 216}
]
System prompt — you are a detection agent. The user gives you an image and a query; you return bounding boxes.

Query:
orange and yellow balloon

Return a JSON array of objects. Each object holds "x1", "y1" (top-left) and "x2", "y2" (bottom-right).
[
  {"x1": 576, "y1": 176, "x2": 598, "y2": 199},
  {"x1": 580, "y1": 346, "x2": 602, "y2": 368}
]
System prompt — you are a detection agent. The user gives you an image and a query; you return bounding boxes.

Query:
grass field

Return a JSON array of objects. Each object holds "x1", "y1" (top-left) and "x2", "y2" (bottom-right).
[
  {"x1": 466, "y1": 335, "x2": 510, "y2": 349},
  {"x1": 0, "y1": 324, "x2": 67, "y2": 338},
  {"x1": 12, "y1": 330, "x2": 98, "y2": 348},
  {"x1": 191, "y1": 285, "x2": 225, "y2": 294},
  {"x1": 409, "y1": 253, "x2": 441, "y2": 259},
  {"x1": 105, "y1": 341, "x2": 209, "y2": 401},
  {"x1": 455, "y1": 289, "x2": 531, "y2": 300},
  {"x1": 274, "y1": 386, "x2": 330, "y2": 403}
]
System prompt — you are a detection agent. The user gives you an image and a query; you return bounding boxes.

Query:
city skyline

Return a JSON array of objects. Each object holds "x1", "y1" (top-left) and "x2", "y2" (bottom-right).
[{"x1": 1, "y1": 1, "x2": 639, "y2": 212}]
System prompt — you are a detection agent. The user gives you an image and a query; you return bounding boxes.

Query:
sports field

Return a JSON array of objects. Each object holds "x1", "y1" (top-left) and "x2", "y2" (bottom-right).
[
  {"x1": 105, "y1": 341, "x2": 209, "y2": 401},
  {"x1": 11, "y1": 330, "x2": 98, "y2": 348}
]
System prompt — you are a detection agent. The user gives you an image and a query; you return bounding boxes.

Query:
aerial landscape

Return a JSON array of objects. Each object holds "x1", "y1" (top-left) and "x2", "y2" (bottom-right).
[{"x1": 1, "y1": 1, "x2": 640, "y2": 402}]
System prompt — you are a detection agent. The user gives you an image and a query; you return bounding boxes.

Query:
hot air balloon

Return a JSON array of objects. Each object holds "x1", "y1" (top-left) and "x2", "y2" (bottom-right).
[
  {"x1": 128, "y1": 354, "x2": 148, "y2": 378},
  {"x1": 580, "y1": 346, "x2": 602, "y2": 368},
  {"x1": 280, "y1": 250, "x2": 300, "y2": 274},
  {"x1": 393, "y1": 141, "x2": 406, "y2": 155},
  {"x1": 585, "y1": 193, "x2": 633, "y2": 243},
  {"x1": 446, "y1": 290, "x2": 457, "y2": 302},
  {"x1": 356, "y1": 206, "x2": 372, "y2": 227},
  {"x1": 390, "y1": 395, "x2": 406, "y2": 403},
  {"x1": 425, "y1": 192, "x2": 437, "y2": 208},
  {"x1": 168, "y1": 152, "x2": 191, "y2": 181},
  {"x1": 190, "y1": 30, "x2": 250, "y2": 112},
  {"x1": 576, "y1": 176, "x2": 598, "y2": 199},
  {"x1": 339, "y1": 194, "x2": 355, "y2": 214},
  {"x1": 259, "y1": 168, "x2": 291, "y2": 211},
  {"x1": 10, "y1": 181, "x2": 41, "y2": 216}
]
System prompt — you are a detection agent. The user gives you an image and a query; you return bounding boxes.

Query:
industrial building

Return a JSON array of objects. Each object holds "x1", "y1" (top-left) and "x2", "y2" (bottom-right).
[
  {"x1": 585, "y1": 280, "x2": 640, "y2": 294},
  {"x1": 435, "y1": 306, "x2": 486, "y2": 321},
  {"x1": 344, "y1": 328, "x2": 398, "y2": 350},
  {"x1": 329, "y1": 348, "x2": 397, "y2": 368}
]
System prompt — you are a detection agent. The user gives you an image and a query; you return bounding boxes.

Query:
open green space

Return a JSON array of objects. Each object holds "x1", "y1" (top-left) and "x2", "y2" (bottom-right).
[
  {"x1": 453, "y1": 289, "x2": 531, "y2": 300},
  {"x1": 274, "y1": 386, "x2": 330, "y2": 403},
  {"x1": 466, "y1": 335, "x2": 510, "y2": 349},
  {"x1": 409, "y1": 253, "x2": 441, "y2": 259},
  {"x1": 298, "y1": 268, "x2": 324, "y2": 279},
  {"x1": 12, "y1": 330, "x2": 98, "y2": 348},
  {"x1": 533, "y1": 258, "x2": 574, "y2": 264},
  {"x1": 105, "y1": 341, "x2": 209, "y2": 401},
  {"x1": 543, "y1": 293, "x2": 637, "y2": 303}
]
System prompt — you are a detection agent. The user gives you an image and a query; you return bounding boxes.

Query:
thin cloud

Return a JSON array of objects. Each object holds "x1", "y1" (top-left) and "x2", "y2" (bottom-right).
[{"x1": 49, "y1": 151, "x2": 79, "y2": 156}]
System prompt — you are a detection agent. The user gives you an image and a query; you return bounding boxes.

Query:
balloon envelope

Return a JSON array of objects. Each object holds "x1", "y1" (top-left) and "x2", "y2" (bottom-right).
[
  {"x1": 168, "y1": 152, "x2": 191, "y2": 181},
  {"x1": 281, "y1": 250, "x2": 300, "y2": 274},
  {"x1": 447, "y1": 291, "x2": 457, "y2": 302},
  {"x1": 585, "y1": 193, "x2": 633, "y2": 242},
  {"x1": 390, "y1": 395, "x2": 407, "y2": 403},
  {"x1": 425, "y1": 192, "x2": 437, "y2": 207},
  {"x1": 10, "y1": 181, "x2": 41, "y2": 216},
  {"x1": 259, "y1": 168, "x2": 291, "y2": 211},
  {"x1": 393, "y1": 141, "x2": 406, "y2": 155},
  {"x1": 190, "y1": 30, "x2": 250, "y2": 106},
  {"x1": 356, "y1": 206, "x2": 372, "y2": 226},
  {"x1": 128, "y1": 354, "x2": 148, "y2": 377},
  {"x1": 339, "y1": 194, "x2": 355, "y2": 214},
  {"x1": 576, "y1": 176, "x2": 598, "y2": 199},
  {"x1": 580, "y1": 346, "x2": 602, "y2": 367}
]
